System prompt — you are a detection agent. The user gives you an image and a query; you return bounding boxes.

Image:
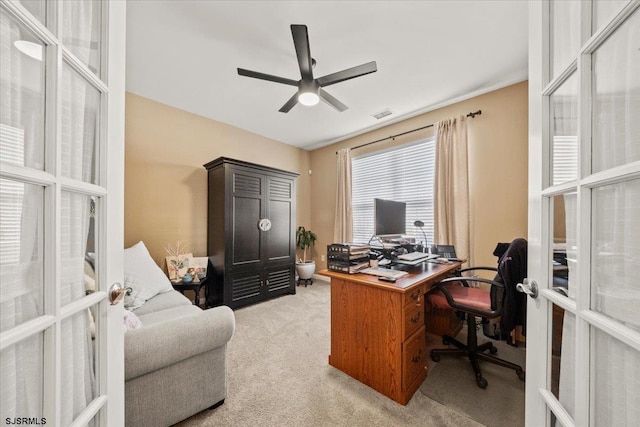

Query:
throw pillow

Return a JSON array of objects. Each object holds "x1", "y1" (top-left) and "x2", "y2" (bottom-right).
[{"x1": 123, "y1": 241, "x2": 173, "y2": 310}]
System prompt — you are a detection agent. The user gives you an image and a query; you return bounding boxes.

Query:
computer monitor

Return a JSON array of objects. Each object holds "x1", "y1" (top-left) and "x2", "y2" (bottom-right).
[{"x1": 374, "y1": 198, "x2": 406, "y2": 237}]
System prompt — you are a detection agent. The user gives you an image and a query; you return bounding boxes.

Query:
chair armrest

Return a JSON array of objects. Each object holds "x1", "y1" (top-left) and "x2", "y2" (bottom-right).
[
  {"x1": 125, "y1": 305, "x2": 235, "y2": 380},
  {"x1": 432, "y1": 276, "x2": 505, "y2": 318},
  {"x1": 457, "y1": 266, "x2": 498, "y2": 275}
]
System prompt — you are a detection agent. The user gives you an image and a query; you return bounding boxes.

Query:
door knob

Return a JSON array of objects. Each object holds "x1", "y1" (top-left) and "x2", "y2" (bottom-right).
[
  {"x1": 109, "y1": 282, "x2": 132, "y2": 305},
  {"x1": 516, "y1": 278, "x2": 538, "y2": 299},
  {"x1": 258, "y1": 218, "x2": 272, "y2": 231}
]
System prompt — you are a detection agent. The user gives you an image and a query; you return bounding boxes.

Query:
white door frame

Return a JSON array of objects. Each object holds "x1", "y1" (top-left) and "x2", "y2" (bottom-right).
[
  {"x1": 0, "y1": 0, "x2": 126, "y2": 425},
  {"x1": 104, "y1": 0, "x2": 126, "y2": 425},
  {"x1": 527, "y1": 1, "x2": 640, "y2": 426}
]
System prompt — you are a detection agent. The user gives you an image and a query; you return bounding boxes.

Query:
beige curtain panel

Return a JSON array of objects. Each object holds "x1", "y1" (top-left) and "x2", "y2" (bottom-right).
[
  {"x1": 434, "y1": 115, "x2": 471, "y2": 266},
  {"x1": 334, "y1": 148, "x2": 353, "y2": 243}
]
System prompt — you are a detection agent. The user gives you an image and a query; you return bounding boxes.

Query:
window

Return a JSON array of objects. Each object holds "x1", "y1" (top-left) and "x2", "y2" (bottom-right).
[{"x1": 351, "y1": 139, "x2": 436, "y2": 245}]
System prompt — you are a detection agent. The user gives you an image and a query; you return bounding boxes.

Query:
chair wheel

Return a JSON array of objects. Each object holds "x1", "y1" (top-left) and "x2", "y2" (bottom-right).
[
  {"x1": 489, "y1": 345, "x2": 498, "y2": 354},
  {"x1": 517, "y1": 370, "x2": 525, "y2": 381},
  {"x1": 430, "y1": 350, "x2": 440, "y2": 362},
  {"x1": 476, "y1": 377, "x2": 488, "y2": 388}
]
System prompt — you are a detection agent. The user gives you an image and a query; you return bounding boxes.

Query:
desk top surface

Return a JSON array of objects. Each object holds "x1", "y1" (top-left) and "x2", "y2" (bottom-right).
[{"x1": 319, "y1": 261, "x2": 462, "y2": 293}]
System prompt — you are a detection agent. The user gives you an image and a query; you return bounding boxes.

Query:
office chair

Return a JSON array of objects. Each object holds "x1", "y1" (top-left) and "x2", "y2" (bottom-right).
[{"x1": 427, "y1": 238, "x2": 527, "y2": 388}]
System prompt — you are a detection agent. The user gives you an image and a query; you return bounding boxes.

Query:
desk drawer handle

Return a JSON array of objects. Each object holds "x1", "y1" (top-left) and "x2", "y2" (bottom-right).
[
  {"x1": 410, "y1": 312, "x2": 421, "y2": 323},
  {"x1": 411, "y1": 292, "x2": 421, "y2": 302},
  {"x1": 411, "y1": 349, "x2": 424, "y2": 363}
]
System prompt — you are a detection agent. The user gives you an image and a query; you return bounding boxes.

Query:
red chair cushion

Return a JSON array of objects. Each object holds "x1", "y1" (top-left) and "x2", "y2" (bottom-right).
[{"x1": 427, "y1": 284, "x2": 491, "y2": 312}]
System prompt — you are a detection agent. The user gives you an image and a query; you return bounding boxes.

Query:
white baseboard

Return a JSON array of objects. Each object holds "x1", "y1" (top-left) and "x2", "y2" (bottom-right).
[{"x1": 312, "y1": 274, "x2": 330, "y2": 283}]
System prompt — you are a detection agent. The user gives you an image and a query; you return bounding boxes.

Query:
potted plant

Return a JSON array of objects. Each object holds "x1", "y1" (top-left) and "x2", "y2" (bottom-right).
[{"x1": 295, "y1": 226, "x2": 317, "y2": 280}]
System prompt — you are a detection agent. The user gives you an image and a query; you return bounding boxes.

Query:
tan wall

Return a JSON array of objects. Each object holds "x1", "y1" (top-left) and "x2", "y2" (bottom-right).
[
  {"x1": 125, "y1": 93, "x2": 311, "y2": 268},
  {"x1": 309, "y1": 81, "x2": 529, "y2": 271},
  {"x1": 553, "y1": 195, "x2": 566, "y2": 243}
]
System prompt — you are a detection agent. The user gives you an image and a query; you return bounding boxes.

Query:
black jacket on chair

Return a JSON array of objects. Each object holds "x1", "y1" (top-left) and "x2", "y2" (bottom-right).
[{"x1": 497, "y1": 238, "x2": 528, "y2": 335}]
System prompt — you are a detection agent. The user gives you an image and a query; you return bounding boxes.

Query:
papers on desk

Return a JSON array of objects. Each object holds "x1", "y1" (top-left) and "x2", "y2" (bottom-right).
[
  {"x1": 397, "y1": 252, "x2": 438, "y2": 261},
  {"x1": 394, "y1": 253, "x2": 439, "y2": 265},
  {"x1": 360, "y1": 267, "x2": 409, "y2": 279}
]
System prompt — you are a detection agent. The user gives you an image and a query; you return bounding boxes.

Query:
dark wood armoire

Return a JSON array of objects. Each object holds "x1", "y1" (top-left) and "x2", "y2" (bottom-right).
[{"x1": 204, "y1": 157, "x2": 298, "y2": 309}]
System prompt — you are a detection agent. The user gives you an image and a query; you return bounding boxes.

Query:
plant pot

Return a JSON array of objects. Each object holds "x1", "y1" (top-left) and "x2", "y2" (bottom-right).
[{"x1": 295, "y1": 261, "x2": 316, "y2": 280}]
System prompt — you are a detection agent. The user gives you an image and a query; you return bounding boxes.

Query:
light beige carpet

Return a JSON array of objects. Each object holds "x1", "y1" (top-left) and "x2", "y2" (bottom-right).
[
  {"x1": 421, "y1": 326, "x2": 526, "y2": 427},
  {"x1": 177, "y1": 280, "x2": 522, "y2": 427}
]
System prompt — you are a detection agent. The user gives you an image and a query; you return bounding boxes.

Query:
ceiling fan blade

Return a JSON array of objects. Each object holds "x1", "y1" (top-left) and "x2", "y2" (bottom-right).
[
  {"x1": 316, "y1": 61, "x2": 377, "y2": 87},
  {"x1": 278, "y1": 92, "x2": 300, "y2": 113},
  {"x1": 319, "y1": 89, "x2": 348, "y2": 112},
  {"x1": 291, "y1": 25, "x2": 314, "y2": 81},
  {"x1": 237, "y1": 68, "x2": 299, "y2": 86}
]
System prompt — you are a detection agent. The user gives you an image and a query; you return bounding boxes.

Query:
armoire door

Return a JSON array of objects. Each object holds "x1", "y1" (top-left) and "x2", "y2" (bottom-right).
[
  {"x1": 264, "y1": 265, "x2": 295, "y2": 298},
  {"x1": 265, "y1": 175, "x2": 295, "y2": 265},
  {"x1": 226, "y1": 269, "x2": 263, "y2": 308},
  {"x1": 229, "y1": 167, "x2": 264, "y2": 269}
]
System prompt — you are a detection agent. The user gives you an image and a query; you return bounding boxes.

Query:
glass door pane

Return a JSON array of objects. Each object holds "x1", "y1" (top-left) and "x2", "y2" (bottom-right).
[
  {"x1": 591, "y1": 327, "x2": 640, "y2": 425},
  {"x1": 552, "y1": 193, "x2": 577, "y2": 299},
  {"x1": 591, "y1": 178, "x2": 640, "y2": 329},
  {"x1": 60, "y1": 64, "x2": 100, "y2": 184},
  {"x1": 591, "y1": 9, "x2": 640, "y2": 173},
  {"x1": 550, "y1": 73, "x2": 579, "y2": 186},
  {"x1": 0, "y1": 180, "x2": 44, "y2": 331},
  {"x1": 592, "y1": 0, "x2": 630, "y2": 34},
  {"x1": 550, "y1": 307, "x2": 576, "y2": 425},
  {"x1": 60, "y1": 192, "x2": 96, "y2": 305},
  {"x1": 61, "y1": 0, "x2": 101, "y2": 75},
  {"x1": 550, "y1": 0, "x2": 581, "y2": 78},
  {"x1": 0, "y1": 9, "x2": 46, "y2": 170},
  {"x1": 60, "y1": 310, "x2": 97, "y2": 426},
  {"x1": 0, "y1": 333, "x2": 44, "y2": 419},
  {"x1": 18, "y1": 1, "x2": 46, "y2": 25}
]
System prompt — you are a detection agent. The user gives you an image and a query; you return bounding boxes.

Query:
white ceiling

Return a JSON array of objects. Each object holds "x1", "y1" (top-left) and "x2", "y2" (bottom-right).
[{"x1": 125, "y1": 1, "x2": 528, "y2": 150}]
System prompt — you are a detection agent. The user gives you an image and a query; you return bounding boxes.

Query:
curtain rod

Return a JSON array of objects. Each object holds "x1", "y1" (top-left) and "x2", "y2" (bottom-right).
[{"x1": 336, "y1": 109, "x2": 482, "y2": 154}]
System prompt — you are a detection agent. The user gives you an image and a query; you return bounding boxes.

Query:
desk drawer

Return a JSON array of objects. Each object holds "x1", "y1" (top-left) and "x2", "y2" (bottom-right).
[
  {"x1": 404, "y1": 302, "x2": 424, "y2": 340},
  {"x1": 404, "y1": 284, "x2": 426, "y2": 308},
  {"x1": 403, "y1": 326, "x2": 427, "y2": 390}
]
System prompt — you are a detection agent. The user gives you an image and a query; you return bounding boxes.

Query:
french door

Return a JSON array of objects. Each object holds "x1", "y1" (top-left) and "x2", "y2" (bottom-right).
[
  {"x1": 527, "y1": 1, "x2": 640, "y2": 426},
  {"x1": 0, "y1": 0, "x2": 126, "y2": 425}
]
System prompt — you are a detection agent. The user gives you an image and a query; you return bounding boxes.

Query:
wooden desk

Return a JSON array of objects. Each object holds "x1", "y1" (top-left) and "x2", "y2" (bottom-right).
[{"x1": 319, "y1": 261, "x2": 461, "y2": 405}]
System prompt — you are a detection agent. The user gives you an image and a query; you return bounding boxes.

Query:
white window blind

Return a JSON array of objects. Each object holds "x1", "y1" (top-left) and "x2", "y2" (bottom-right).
[
  {"x1": 552, "y1": 135, "x2": 578, "y2": 185},
  {"x1": 351, "y1": 139, "x2": 436, "y2": 245}
]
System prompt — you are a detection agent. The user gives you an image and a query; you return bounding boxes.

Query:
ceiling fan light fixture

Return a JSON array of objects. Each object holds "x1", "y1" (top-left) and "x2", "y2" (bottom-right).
[
  {"x1": 298, "y1": 91, "x2": 319, "y2": 106},
  {"x1": 14, "y1": 40, "x2": 43, "y2": 61},
  {"x1": 237, "y1": 24, "x2": 377, "y2": 113}
]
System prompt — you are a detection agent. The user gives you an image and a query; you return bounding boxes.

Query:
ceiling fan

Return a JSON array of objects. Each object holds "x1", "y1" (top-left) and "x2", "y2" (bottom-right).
[{"x1": 237, "y1": 24, "x2": 377, "y2": 113}]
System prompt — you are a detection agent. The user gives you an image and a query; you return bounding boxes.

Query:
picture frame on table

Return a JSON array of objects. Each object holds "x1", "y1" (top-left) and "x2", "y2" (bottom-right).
[
  {"x1": 187, "y1": 257, "x2": 208, "y2": 282},
  {"x1": 166, "y1": 253, "x2": 193, "y2": 281}
]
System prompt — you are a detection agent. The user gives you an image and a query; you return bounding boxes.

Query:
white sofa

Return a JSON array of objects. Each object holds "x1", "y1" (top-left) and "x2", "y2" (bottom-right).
[
  {"x1": 122, "y1": 242, "x2": 235, "y2": 426},
  {"x1": 125, "y1": 291, "x2": 234, "y2": 426}
]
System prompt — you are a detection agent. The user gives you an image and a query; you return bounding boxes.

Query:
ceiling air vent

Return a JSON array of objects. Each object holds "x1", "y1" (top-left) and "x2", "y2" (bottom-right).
[{"x1": 372, "y1": 108, "x2": 393, "y2": 120}]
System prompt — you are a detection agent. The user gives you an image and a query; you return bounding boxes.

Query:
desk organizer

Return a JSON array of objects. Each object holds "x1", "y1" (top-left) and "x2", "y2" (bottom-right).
[{"x1": 327, "y1": 243, "x2": 370, "y2": 274}]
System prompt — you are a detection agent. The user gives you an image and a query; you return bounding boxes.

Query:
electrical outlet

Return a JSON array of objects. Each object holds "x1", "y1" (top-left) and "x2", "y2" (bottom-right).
[{"x1": 320, "y1": 255, "x2": 325, "y2": 262}]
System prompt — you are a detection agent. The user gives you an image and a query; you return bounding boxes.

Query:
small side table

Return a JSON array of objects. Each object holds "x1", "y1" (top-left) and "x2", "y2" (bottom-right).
[{"x1": 171, "y1": 279, "x2": 207, "y2": 307}]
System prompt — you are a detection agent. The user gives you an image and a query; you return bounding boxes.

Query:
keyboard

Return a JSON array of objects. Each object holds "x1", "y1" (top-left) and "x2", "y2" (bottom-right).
[
  {"x1": 397, "y1": 252, "x2": 438, "y2": 261},
  {"x1": 360, "y1": 267, "x2": 409, "y2": 279}
]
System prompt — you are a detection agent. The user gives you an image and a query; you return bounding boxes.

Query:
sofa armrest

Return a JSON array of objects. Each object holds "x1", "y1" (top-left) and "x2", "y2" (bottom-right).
[{"x1": 125, "y1": 305, "x2": 235, "y2": 380}]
